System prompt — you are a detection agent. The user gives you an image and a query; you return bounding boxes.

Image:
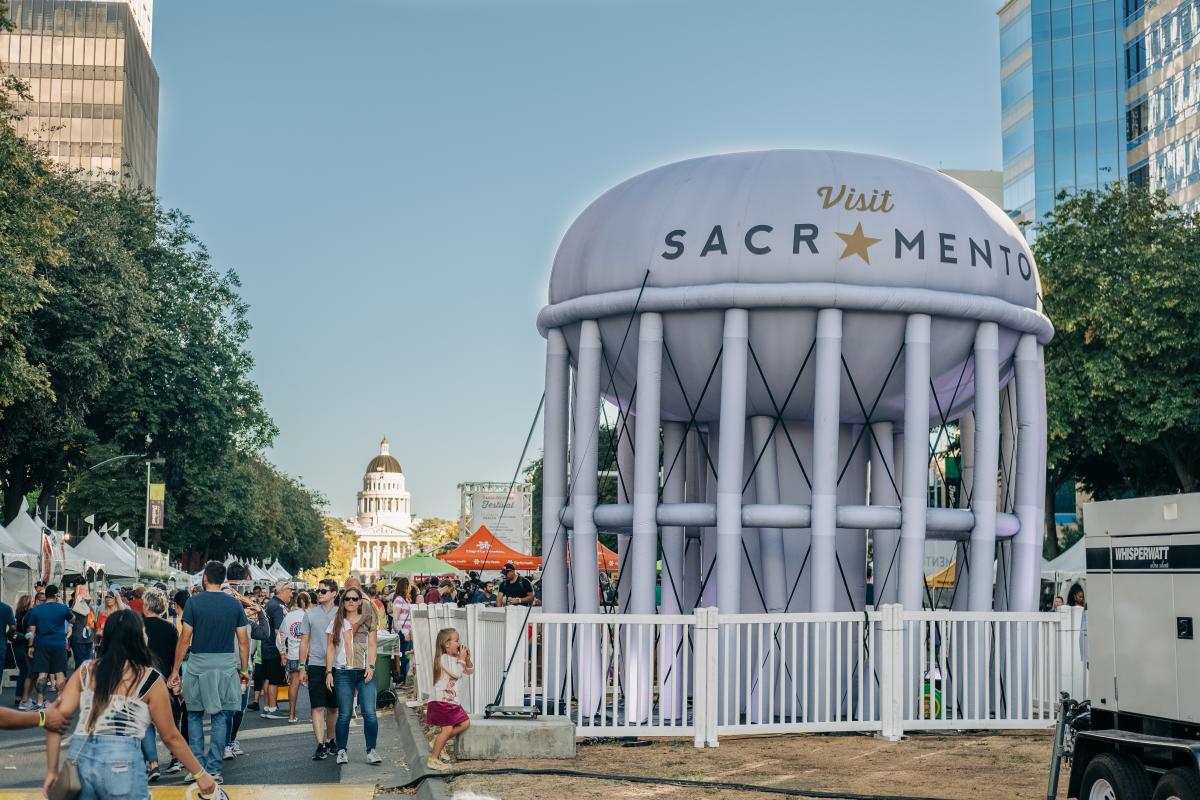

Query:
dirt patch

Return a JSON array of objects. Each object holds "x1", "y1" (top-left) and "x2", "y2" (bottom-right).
[{"x1": 445, "y1": 730, "x2": 1067, "y2": 800}]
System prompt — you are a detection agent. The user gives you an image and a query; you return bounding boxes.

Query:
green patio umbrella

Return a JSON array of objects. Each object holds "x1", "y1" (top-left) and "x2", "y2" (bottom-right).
[{"x1": 381, "y1": 553, "x2": 461, "y2": 576}]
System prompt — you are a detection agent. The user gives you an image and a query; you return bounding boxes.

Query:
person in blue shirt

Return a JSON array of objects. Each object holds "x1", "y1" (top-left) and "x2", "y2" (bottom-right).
[{"x1": 24, "y1": 584, "x2": 73, "y2": 710}]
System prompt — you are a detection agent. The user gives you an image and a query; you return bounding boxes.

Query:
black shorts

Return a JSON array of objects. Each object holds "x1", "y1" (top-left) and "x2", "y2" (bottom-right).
[
  {"x1": 31, "y1": 645, "x2": 68, "y2": 675},
  {"x1": 252, "y1": 661, "x2": 266, "y2": 691},
  {"x1": 306, "y1": 665, "x2": 337, "y2": 709},
  {"x1": 262, "y1": 655, "x2": 286, "y2": 686}
]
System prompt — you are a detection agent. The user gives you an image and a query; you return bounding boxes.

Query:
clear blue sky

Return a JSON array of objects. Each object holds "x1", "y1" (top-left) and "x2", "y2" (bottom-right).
[{"x1": 152, "y1": 1, "x2": 1003, "y2": 520}]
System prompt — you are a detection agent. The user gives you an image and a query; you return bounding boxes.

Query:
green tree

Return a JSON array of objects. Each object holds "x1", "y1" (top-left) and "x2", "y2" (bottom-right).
[
  {"x1": 411, "y1": 517, "x2": 458, "y2": 552},
  {"x1": 1035, "y1": 183, "x2": 1200, "y2": 553},
  {"x1": 0, "y1": 179, "x2": 157, "y2": 524},
  {"x1": 0, "y1": 3, "x2": 66, "y2": 415},
  {"x1": 300, "y1": 517, "x2": 357, "y2": 585},
  {"x1": 525, "y1": 423, "x2": 625, "y2": 555}
]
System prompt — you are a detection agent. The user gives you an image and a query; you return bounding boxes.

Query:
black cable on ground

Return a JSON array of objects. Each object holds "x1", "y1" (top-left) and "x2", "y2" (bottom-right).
[{"x1": 398, "y1": 767, "x2": 951, "y2": 800}]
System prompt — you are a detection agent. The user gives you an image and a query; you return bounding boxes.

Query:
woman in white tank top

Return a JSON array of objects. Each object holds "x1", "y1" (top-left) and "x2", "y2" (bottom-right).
[{"x1": 43, "y1": 610, "x2": 217, "y2": 800}]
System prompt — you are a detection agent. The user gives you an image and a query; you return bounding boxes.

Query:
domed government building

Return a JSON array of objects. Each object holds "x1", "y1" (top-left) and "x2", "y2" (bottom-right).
[{"x1": 345, "y1": 437, "x2": 417, "y2": 581}]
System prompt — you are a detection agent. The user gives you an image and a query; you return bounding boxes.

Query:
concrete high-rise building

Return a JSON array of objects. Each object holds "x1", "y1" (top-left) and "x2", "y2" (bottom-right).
[
  {"x1": 1000, "y1": 0, "x2": 1200, "y2": 225},
  {"x1": 1, "y1": 0, "x2": 158, "y2": 189},
  {"x1": 1123, "y1": 0, "x2": 1200, "y2": 205}
]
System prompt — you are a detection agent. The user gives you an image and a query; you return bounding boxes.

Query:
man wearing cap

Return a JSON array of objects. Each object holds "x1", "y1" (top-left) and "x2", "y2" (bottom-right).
[
  {"x1": 496, "y1": 563, "x2": 534, "y2": 607},
  {"x1": 260, "y1": 581, "x2": 292, "y2": 720}
]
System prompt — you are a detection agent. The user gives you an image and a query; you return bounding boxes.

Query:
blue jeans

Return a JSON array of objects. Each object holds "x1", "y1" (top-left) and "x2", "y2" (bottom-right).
[
  {"x1": 187, "y1": 709, "x2": 230, "y2": 776},
  {"x1": 71, "y1": 640, "x2": 93, "y2": 670},
  {"x1": 332, "y1": 668, "x2": 377, "y2": 752},
  {"x1": 398, "y1": 637, "x2": 412, "y2": 684},
  {"x1": 140, "y1": 722, "x2": 158, "y2": 764},
  {"x1": 66, "y1": 733, "x2": 150, "y2": 800}
]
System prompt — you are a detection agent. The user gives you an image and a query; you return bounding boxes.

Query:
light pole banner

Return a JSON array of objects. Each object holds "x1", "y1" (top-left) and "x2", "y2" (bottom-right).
[{"x1": 148, "y1": 483, "x2": 165, "y2": 529}]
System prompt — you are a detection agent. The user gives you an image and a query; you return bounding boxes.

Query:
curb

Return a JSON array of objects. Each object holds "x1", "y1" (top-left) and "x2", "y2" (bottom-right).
[{"x1": 387, "y1": 702, "x2": 453, "y2": 800}]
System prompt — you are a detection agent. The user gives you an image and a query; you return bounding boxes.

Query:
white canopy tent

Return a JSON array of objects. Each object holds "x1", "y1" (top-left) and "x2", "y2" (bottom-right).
[
  {"x1": 248, "y1": 564, "x2": 272, "y2": 582},
  {"x1": 1041, "y1": 537, "x2": 1086, "y2": 599},
  {"x1": 267, "y1": 560, "x2": 291, "y2": 581},
  {"x1": 6, "y1": 505, "x2": 45, "y2": 558},
  {"x1": 73, "y1": 530, "x2": 137, "y2": 579},
  {"x1": 0, "y1": 522, "x2": 37, "y2": 606}
]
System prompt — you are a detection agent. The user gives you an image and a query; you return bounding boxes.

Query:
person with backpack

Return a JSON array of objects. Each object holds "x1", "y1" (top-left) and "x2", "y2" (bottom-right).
[{"x1": 68, "y1": 585, "x2": 96, "y2": 670}]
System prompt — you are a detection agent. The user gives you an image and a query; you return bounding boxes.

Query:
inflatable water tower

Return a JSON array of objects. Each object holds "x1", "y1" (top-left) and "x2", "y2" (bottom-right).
[{"x1": 535, "y1": 150, "x2": 1052, "y2": 719}]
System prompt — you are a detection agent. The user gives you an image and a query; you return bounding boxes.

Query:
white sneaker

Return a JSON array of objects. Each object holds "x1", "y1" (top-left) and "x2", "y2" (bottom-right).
[
  {"x1": 223, "y1": 745, "x2": 235, "y2": 761},
  {"x1": 366, "y1": 749, "x2": 383, "y2": 765},
  {"x1": 230, "y1": 740, "x2": 245, "y2": 756},
  {"x1": 336, "y1": 749, "x2": 348, "y2": 765},
  {"x1": 17, "y1": 701, "x2": 32, "y2": 711}
]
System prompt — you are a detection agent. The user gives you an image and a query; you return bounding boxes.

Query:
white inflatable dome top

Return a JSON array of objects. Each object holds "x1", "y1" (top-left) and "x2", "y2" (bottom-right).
[{"x1": 549, "y1": 150, "x2": 1038, "y2": 312}]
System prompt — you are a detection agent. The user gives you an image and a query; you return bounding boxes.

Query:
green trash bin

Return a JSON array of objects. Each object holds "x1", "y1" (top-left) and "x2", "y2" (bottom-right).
[{"x1": 375, "y1": 632, "x2": 398, "y2": 708}]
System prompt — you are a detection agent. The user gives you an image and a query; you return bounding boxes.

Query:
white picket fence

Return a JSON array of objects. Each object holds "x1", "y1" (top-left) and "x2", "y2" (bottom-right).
[{"x1": 411, "y1": 603, "x2": 1081, "y2": 747}]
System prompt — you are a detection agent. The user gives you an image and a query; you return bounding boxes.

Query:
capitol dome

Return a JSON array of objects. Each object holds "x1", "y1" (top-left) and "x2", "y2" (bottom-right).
[
  {"x1": 350, "y1": 436, "x2": 414, "y2": 582},
  {"x1": 367, "y1": 437, "x2": 403, "y2": 474}
]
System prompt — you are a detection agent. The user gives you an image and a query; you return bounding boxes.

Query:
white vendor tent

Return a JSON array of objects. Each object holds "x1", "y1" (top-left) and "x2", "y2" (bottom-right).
[
  {"x1": 62, "y1": 544, "x2": 102, "y2": 579},
  {"x1": 6, "y1": 504, "x2": 45, "y2": 558},
  {"x1": 73, "y1": 530, "x2": 137, "y2": 579},
  {"x1": 249, "y1": 563, "x2": 273, "y2": 582},
  {"x1": 267, "y1": 560, "x2": 291, "y2": 581},
  {"x1": 0, "y1": 522, "x2": 37, "y2": 605},
  {"x1": 1042, "y1": 537, "x2": 1086, "y2": 599}
]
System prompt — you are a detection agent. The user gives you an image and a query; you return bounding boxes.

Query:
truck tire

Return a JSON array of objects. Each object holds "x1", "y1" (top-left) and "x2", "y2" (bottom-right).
[
  {"x1": 1152, "y1": 768, "x2": 1200, "y2": 800},
  {"x1": 1080, "y1": 753, "x2": 1153, "y2": 800}
]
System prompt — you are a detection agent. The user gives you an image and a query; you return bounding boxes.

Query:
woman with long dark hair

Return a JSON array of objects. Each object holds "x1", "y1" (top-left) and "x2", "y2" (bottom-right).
[
  {"x1": 390, "y1": 578, "x2": 414, "y2": 686},
  {"x1": 323, "y1": 587, "x2": 380, "y2": 765},
  {"x1": 12, "y1": 595, "x2": 32, "y2": 709},
  {"x1": 42, "y1": 610, "x2": 216, "y2": 799}
]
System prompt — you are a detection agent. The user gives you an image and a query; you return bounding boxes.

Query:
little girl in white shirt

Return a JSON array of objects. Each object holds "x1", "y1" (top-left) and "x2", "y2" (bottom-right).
[{"x1": 424, "y1": 627, "x2": 473, "y2": 771}]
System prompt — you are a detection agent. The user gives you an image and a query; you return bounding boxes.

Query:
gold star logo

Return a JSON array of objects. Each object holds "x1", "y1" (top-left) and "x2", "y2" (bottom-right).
[{"x1": 835, "y1": 222, "x2": 881, "y2": 264}]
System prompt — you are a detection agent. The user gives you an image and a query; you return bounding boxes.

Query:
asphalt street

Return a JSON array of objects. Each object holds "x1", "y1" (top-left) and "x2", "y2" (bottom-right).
[{"x1": 0, "y1": 681, "x2": 407, "y2": 789}]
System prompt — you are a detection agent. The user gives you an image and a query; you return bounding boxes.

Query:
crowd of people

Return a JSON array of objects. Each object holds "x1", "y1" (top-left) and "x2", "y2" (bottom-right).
[{"x1": 0, "y1": 559, "x2": 500, "y2": 795}]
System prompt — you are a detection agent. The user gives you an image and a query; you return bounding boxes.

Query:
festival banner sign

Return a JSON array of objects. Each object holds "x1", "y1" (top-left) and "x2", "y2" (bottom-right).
[{"x1": 148, "y1": 483, "x2": 165, "y2": 528}]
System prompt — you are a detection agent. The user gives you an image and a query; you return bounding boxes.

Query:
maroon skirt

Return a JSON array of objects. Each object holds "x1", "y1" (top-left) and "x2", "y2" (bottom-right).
[{"x1": 426, "y1": 700, "x2": 468, "y2": 727}]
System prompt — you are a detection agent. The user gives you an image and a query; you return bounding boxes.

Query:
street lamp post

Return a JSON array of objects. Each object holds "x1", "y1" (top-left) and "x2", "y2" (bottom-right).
[{"x1": 143, "y1": 457, "x2": 165, "y2": 549}]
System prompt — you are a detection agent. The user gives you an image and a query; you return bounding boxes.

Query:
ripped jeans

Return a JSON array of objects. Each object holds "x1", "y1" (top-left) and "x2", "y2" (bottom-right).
[{"x1": 66, "y1": 733, "x2": 150, "y2": 800}]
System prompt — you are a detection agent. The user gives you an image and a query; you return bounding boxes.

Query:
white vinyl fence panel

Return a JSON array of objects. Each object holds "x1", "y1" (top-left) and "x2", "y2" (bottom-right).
[{"x1": 411, "y1": 603, "x2": 1080, "y2": 747}]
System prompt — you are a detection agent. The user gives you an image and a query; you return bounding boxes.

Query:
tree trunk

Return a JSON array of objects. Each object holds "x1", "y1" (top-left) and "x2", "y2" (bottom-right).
[
  {"x1": 1044, "y1": 481, "x2": 1059, "y2": 560},
  {"x1": 1160, "y1": 439, "x2": 1198, "y2": 494},
  {"x1": 2, "y1": 457, "x2": 29, "y2": 526}
]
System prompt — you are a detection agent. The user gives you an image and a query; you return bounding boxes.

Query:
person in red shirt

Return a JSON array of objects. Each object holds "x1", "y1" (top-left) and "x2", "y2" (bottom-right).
[
  {"x1": 422, "y1": 578, "x2": 443, "y2": 605},
  {"x1": 128, "y1": 585, "x2": 146, "y2": 615}
]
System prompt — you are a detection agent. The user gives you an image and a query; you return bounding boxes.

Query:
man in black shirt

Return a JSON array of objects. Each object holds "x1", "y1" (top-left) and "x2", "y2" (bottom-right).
[
  {"x1": 261, "y1": 580, "x2": 291, "y2": 719},
  {"x1": 496, "y1": 563, "x2": 534, "y2": 607}
]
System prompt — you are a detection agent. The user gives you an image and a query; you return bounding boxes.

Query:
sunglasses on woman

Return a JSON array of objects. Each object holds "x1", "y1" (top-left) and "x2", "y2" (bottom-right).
[{"x1": 342, "y1": 595, "x2": 362, "y2": 603}]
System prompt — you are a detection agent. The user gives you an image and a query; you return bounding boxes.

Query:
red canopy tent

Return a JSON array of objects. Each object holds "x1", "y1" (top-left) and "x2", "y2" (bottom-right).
[
  {"x1": 596, "y1": 543, "x2": 619, "y2": 572},
  {"x1": 440, "y1": 525, "x2": 540, "y2": 571},
  {"x1": 566, "y1": 542, "x2": 620, "y2": 572}
]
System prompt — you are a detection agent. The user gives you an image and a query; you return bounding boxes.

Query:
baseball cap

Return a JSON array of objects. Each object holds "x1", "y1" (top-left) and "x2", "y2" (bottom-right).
[
  {"x1": 274, "y1": 580, "x2": 292, "y2": 592},
  {"x1": 503, "y1": 562, "x2": 516, "y2": 571}
]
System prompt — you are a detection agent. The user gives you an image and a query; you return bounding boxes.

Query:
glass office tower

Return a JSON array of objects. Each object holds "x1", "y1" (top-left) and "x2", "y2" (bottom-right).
[
  {"x1": 999, "y1": 0, "x2": 1124, "y2": 227},
  {"x1": 0, "y1": 0, "x2": 158, "y2": 189}
]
